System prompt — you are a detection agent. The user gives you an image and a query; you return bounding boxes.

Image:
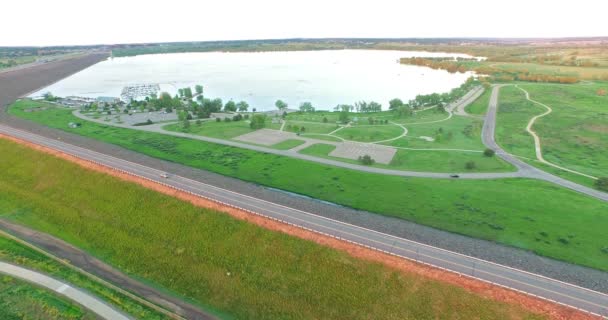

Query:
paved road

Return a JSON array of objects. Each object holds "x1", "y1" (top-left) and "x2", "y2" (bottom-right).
[
  {"x1": 0, "y1": 261, "x2": 130, "y2": 320},
  {"x1": 483, "y1": 85, "x2": 608, "y2": 202},
  {"x1": 1, "y1": 125, "x2": 606, "y2": 318}
]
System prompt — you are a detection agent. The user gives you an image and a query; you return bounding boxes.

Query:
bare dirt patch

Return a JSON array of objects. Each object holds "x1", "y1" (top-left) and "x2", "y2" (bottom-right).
[{"x1": 0, "y1": 133, "x2": 599, "y2": 320}]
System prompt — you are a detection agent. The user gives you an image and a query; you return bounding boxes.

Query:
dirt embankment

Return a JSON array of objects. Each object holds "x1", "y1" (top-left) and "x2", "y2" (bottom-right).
[{"x1": 0, "y1": 133, "x2": 599, "y2": 320}]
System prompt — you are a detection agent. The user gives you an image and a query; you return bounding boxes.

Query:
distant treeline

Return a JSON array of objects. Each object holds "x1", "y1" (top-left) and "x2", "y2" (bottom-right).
[{"x1": 400, "y1": 57, "x2": 580, "y2": 84}]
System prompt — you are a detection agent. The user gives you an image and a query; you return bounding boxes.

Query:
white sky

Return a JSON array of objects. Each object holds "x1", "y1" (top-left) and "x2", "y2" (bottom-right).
[{"x1": 2, "y1": 0, "x2": 607, "y2": 46}]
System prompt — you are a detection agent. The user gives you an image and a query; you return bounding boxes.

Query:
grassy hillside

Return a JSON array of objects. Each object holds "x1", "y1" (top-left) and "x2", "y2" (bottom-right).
[
  {"x1": 0, "y1": 276, "x2": 96, "y2": 320},
  {"x1": 0, "y1": 138, "x2": 544, "y2": 320},
  {"x1": 8, "y1": 100, "x2": 608, "y2": 271},
  {"x1": 0, "y1": 235, "x2": 170, "y2": 319}
]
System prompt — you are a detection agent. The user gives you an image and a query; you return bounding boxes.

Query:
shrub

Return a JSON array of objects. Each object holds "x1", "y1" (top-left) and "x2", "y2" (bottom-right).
[
  {"x1": 224, "y1": 117, "x2": 232, "y2": 122},
  {"x1": 358, "y1": 154, "x2": 375, "y2": 165},
  {"x1": 595, "y1": 177, "x2": 608, "y2": 192},
  {"x1": 322, "y1": 117, "x2": 328, "y2": 123},
  {"x1": 465, "y1": 161, "x2": 476, "y2": 170},
  {"x1": 250, "y1": 114, "x2": 266, "y2": 129},
  {"x1": 483, "y1": 149, "x2": 496, "y2": 157},
  {"x1": 215, "y1": 117, "x2": 221, "y2": 122}
]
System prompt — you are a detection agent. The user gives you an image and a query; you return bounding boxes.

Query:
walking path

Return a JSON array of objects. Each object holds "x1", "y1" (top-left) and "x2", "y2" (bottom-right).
[
  {"x1": 516, "y1": 86, "x2": 598, "y2": 180},
  {"x1": 0, "y1": 261, "x2": 130, "y2": 320}
]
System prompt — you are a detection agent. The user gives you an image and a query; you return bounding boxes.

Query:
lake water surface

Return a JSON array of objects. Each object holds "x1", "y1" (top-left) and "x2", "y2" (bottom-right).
[{"x1": 32, "y1": 50, "x2": 474, "y2": 110}]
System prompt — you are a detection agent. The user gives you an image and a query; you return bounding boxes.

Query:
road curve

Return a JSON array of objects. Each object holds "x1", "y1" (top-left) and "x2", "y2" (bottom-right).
[
  {"x1": 1, "y1": 125, "x2": 606, "y2": 318},
  {"x1": 0, "y1": 261, "x2": 130, "y2": 320}
]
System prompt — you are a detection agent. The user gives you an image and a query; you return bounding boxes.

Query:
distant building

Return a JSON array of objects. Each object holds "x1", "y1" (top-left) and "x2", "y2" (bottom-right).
[{"x1": 97, "y1": 96, "x2": 120, "y2": 104}]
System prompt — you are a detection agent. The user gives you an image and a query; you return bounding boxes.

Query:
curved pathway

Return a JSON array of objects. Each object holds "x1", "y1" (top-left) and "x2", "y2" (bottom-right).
[
  {"x1": 482, "y1": 85, "x2": 608, "y2": 201},
  {"x1": 0, "y1": 261, "x2": 130, "y2": 320},
  {"x1": 516, "y1": 86, "x2": 598, "y2": 180}
]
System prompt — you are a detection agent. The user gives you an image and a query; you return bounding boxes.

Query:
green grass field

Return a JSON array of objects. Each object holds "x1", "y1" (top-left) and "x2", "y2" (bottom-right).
[
  {"x1": 334, "y1": 124, "x2": 404, "y2": 142},
  {"x1": 465, "y1": 89, "x2": 492, "y2": 115},
  {"x1": 0, "y1": 234, "x2": 169, "y2": 320},
  {"x1": 0, "y1": 275, "x2": 97, "y2": 320},
  {"x1": 0, "y1": 138, "x2": 544, "y2": 320},
  {"x1": 0, "y1": 235, "x2": 170, "y2": 319},
  {"x1": 8, "y1": 100, "x2": 608, "y2": 271},
  {"x1": 164, "y1": 120, "x2": 255, "y2": 139},
  {"x1": 387, "y1": 116, "x2": 487, "y2": 150},
  {"x1": 283, "y1": 121, "x2": 338, "y2": 134},
  {"x1": 387, "y1": 150, "x2": 512, "y2": 172},
  {"x1": 495, "y1": 86, "x2": 543, "y2": 159},
  {"x1": 298, "y1": 143, "x2": 337, "y2": 157},
  {"x1": 516, "y1": 82, "x2": 608, "y2": 178},
  {"x1": 271, "y1": 139, "x2": 306, "y2": 150}
]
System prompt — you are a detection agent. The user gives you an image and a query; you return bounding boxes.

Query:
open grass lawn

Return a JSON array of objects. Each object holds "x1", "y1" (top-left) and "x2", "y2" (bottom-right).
[
  {"x1": 9, "y1": 100, "x2": 608, "y2": 271},
  {"x1": 490, "y1": 62, "x2": 608, "y2": 80},
  {"x1": 386, "y1": 150, "x2": 513, "y2": 173},
  {"x1": 271, "y1": 139, "x2": 306, "y2": 150},
  {"x1": 285, "y1": 111, "x2": 339, "y2": 123},
  {"x1": 0, "y1": 235, "x2": 170, "y2": 319},
  {"x1": 299, "y1": 133, "x2": 343, "y2": 142},
  {"x1": 0, "y1": 276, "x2": 97, "y2": 320},
  {"x1": 334, "y1": 124, "x2": 405, "y2": 142},
  {"x1": 298, "y1": 143, "x2": 337, "y2": 157},
  {"x1": 517, "y1": 82, "x2": 608, "y2": 178},
  {"x1": 465, "y1": 88, "x2": 492, "y2": 115},
  {"x1": 283, "y1": 120, "x2": 338, "y2": 134},
  {"x1": 164, "y1": 119, "x2": 255, "y2": 139},
  {"x1": 387, "y1": 116, "x2": 487, "y2": 150},
  {"x1": 0, "y1": 138, "x2": 544, "y2": 320},
  {"x1": 495, "y1": 86, "x2": 542, "y2": 159}
]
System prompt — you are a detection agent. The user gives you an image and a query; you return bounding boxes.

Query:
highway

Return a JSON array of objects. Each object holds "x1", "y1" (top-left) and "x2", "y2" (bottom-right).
[
  {"x1": 0, "y1": 261, "x2": 130, "y2": 320},
  {"x1": 1, "y1": 124, "x2": 606, "y2": 318}
]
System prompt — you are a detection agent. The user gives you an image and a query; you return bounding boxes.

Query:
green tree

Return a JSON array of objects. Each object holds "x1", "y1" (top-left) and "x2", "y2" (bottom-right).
[
  {"x1": 224, "y1": 100, "x2": 237, "y2": 112},
  {"x1": 595, "y1": 177, "x2": 608, "y2": 192},
  {"x1": 299, "y1": 102, "x2": 314, "y2": 112},
  {"x1": 389, "y1": 98, "x2": 403, "y2": 111},
  {"x1": 195, "y1": 85, "x2": 203, "y2": 95},
  {"x1": 358, "y1": 155, "x2": 375, "y2": 165},
  {"x1": 465, "y1": 161, "x2": 476, "y2": 170},
  {"x1": 483, "y1": 148, "x2": 496, "y2": 157},
  {"x1": 236, "y1": 101, "x2": 249, "y2": 112},
  {"x1": 182, "y1": 119, "x2": 190, "y2": 130},
  {"x1": 397, "y1": 104, "x2": 412, "y2": 118},
  {"x1": 184, "y1": 87, "x2": 193, "y2": 99},
  {"x1": 250, "y1": 114, "x2": 266, "y2": 129},
  {"x1": 275, "y1": 100, "x2": 288, "y2": 111}
]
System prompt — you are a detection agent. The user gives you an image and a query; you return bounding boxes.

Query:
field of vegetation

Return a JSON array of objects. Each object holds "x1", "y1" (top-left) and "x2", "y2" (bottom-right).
[
  {"x1": 0, "y1": 138, "x2": 544, "y2": 320},
  {"x1": 398, "y1": 43, "x2": 608, "y2": 82},
  {"x1": 0, "y1": 235, "x2": 170, "y2": 319},
  {"x1": 9, "y1": 100, "x2": 608, "y2": 271},
  {"x1": 516, "y1": 82, "x2": 608, "y2": 178},
  {"x1": 465, "y1": 88, "x2": 492, "y2": 115},
  {"x1": 495, "y1": 82, "x2": 608, "y2": 179},
  {"x1": 495, "y1": 86, "x2": 544, "y2": 159},
  {"x1": 0, "y1": 275, "x2": 97, "y2": 320}
]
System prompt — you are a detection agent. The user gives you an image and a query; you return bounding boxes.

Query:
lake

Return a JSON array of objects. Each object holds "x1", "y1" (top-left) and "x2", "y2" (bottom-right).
[{"x1": 32, "y1": 50, "x2": 475, "y2": 111}]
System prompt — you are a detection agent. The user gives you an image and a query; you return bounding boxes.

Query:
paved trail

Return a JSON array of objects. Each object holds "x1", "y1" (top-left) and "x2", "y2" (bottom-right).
[{"x1": 0, "y1": 261, "x2": 130, "y2": 320}]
